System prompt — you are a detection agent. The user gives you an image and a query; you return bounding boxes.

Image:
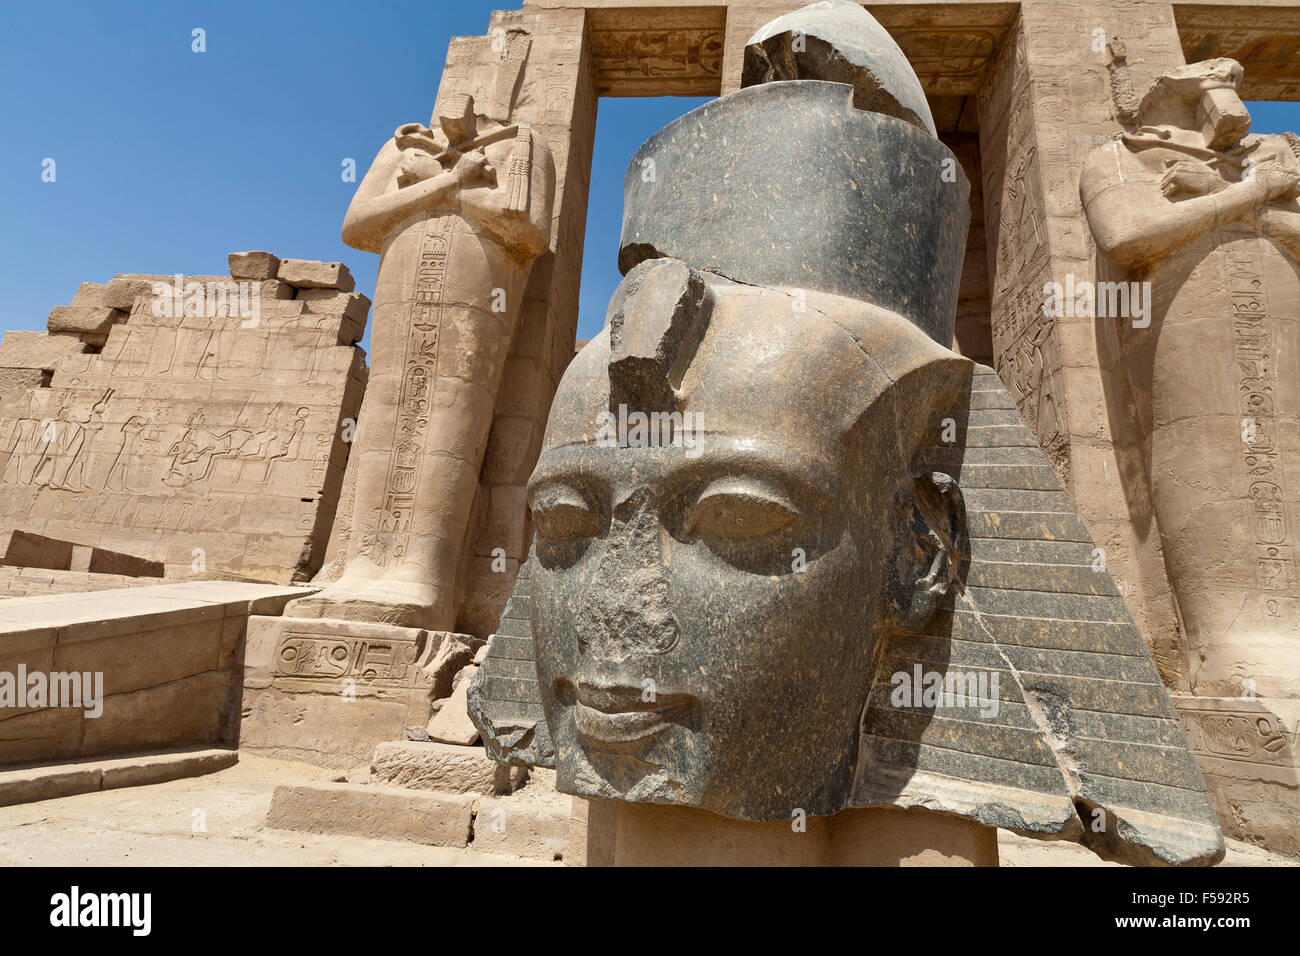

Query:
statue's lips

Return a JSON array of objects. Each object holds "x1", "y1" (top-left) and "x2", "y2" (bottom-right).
[{"x1": 573, "y1": 683, "x2": 693, "y2": 746}]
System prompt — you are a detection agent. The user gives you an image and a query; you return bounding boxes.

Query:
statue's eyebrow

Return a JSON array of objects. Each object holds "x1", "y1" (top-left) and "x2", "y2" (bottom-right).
[
  {"x1": 528, "y1": 443, "x2": 602, "y2": 489},
  {"x1": 661, "y1": 444, "x2": 837, "y2": 505},
  {"x1": 530, "y1": 438, "x2": 837, "y2": 501}
]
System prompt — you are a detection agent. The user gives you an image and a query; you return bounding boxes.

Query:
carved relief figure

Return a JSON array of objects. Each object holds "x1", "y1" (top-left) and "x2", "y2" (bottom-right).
[
  {"x1": 162, "y1": 411, "x2": 232, "y2": 488},
  {"x1": 1081, "y1": 59, "x2": 1300, "y2": 700},
  {"x1": 4, "y1": 388, "x2": 113, "y2": 491},
  {"x1": 291, "y1": 91, "x2": 554, "y2": 628},
  {"x1": 103, "y1": 414, "x2": 148, "y2": 492},
  {"x1": 0, "y1": 394, "x2": 43, "y2": 486}
]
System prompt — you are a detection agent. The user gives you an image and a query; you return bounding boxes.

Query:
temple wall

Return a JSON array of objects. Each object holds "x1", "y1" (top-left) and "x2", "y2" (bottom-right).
[{"x1": 0, "y1": 257, "x2": 367, "y2": 586}]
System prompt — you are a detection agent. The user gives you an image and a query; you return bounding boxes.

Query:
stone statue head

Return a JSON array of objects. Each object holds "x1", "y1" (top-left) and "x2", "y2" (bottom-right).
[
  {"x1": 528, "y1": 257, "x2": 970, "y2": 818},
  {"x1": 471, "y1": 0, "x2": 1227, "y2": 866},
  {"x1": 436, "y1": 92, "x2": 478, "y2": 145},
  {"x1": 1136, "y1": 57, "x2": 1250, "y2": 151}
]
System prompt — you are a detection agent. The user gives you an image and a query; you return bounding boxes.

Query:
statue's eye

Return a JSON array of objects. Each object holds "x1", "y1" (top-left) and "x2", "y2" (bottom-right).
[
  {"x1": 531, "y1": 486, "x2": 601, "y2": 543},
  {"x1": 685, "y1": 479, "x2": 798, "y2": 542}
]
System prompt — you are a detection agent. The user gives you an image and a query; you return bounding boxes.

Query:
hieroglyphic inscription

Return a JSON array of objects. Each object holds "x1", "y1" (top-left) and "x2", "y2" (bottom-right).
[
  {"x1": 892, "y1": 27, "x2": 1000, "y2": 95},
  {"x1": 486, "y1": 30, "x2": 531, "y2": 122},
  {"x1": 0, "y1": 395, "x2": 321, "y2": 496},
  {"x1": 1226, "y1": 238, "x2": 1296, "y2": 592},
  {"x1": 982, "y1": 22, "x2": 1069, "y2": 470},
  {"x1": 590, "y1": 28, "x2": 723, "y2": 95},
  {"x1": 1179, "y1": 704, "x2": 1293, "y2": 768},
  {"x1": 1178, "y1": 9, "x2": 1300, "y2": 100},
  {"x1": 276, "y1": 630, "x2": 426, "y2": 687},
  {"x1": 370, "y1": 214, "x2": 455, "y2": 568}
]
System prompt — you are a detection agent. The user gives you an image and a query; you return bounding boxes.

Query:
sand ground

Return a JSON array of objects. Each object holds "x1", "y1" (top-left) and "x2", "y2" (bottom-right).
[{"x1": 0, "y1": 753, "x2": 1289, "y2": 867}]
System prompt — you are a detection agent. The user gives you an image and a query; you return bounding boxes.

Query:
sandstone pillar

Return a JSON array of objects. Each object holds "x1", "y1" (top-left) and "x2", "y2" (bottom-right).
[
  {"x1": 987, "y1": 3, "x2": 1300, "y2": 856},
  {"x1": 977, "y1": 3, "x2": 1190, "y2": 687},
  {"x1": 306, "y1": 7, "x2": 596, "y2": 638},
  {"x1": 241, "y1": 8, "x2": 597, "y2": 767},
  {"x1": 1078, "y1": 55, "x2": 1300, "y2": 858}
]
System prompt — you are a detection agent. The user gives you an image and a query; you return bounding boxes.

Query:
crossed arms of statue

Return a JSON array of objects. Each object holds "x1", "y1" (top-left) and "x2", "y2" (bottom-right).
[
  {"x1": 1080, "y1": 139, "x2": 1300, "y2": 269},
  {"x1": 340, "y1": 121, "x2": 554, "y2": 259}
]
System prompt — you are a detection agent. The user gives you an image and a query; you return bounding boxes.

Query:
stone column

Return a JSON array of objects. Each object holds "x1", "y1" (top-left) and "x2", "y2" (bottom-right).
[
  {"x1": 240, "y1": 7, "x2": 597, "y2": 767},
  {"x1": 977, "y1": 3, "x2": 1190, "y2": 690},
  {"x1": 986, "y1": 2, "x2": 1300, "y2": 857},
  {"x1": 451, "y1": 6, "x2": 598, "y2": 637}
]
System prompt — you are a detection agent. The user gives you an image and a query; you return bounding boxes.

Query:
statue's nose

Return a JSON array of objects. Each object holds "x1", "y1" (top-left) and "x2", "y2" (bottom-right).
[{"x1": 576, "y1": 488, "x2": 679, "y2": 662}]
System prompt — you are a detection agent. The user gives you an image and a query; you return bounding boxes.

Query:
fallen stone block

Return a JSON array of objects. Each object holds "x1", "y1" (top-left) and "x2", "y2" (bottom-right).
[
  {"x1": 426, "y1": 664, "x2": 480, "y2": 745},
  {"x1": 0, "y1": 765, "x2": 101, "y2": 807},
  {"x1": 370, "y1": 740, "x2": 527, "y2": 795},
  {"x1": 277, "y1": 259, "x2": 354, "y2": 292},
  {"x1": 1, "y1": 531, "x2": 163, "y2": 578},
  {"x1": 265, "y1": 779, "x2": 475, "y2": 847},
  {"x1": 419, "y1": 631, "x2": 483, "y2": 699},
  {"x1": 0, "y1": 747, "x2": 237, "y2": 807},
  {"x1": 0, "y1": 530, "x2": 73, "y2": 571},
  {"x1": 99, "y1": 748, "x2": 237, "y2": 790}
]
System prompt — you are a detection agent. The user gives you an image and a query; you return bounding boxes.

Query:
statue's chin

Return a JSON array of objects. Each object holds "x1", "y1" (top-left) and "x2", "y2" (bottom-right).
[{"x1": 561, "y1": 751, "x2": 692, "y2": 807}]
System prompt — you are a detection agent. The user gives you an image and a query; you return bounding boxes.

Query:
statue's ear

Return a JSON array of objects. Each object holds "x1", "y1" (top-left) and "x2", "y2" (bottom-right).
[{"x1": 888, "y1": 471, "x2": 967, "y2": 632}]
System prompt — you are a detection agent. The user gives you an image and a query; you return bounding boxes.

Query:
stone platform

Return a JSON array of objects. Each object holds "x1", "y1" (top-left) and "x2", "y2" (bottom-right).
[
  {"x1": 0, "y1": 580, "x2": 312, "y2": 765},
  {"x1": 264, "y1": 740, "x2": 566, "y2": 862},
  {"x1": 0, "y1": 566, "x2": 158, "y2": 599},
  {"x1": 0, "y1": 746, "x2": 237, "y2": 806}
]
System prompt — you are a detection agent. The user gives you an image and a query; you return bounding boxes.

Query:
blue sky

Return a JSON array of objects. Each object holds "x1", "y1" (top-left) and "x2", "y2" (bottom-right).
[{"x1": 1, "y1": 0, "x2": 1297, "y2": 353}]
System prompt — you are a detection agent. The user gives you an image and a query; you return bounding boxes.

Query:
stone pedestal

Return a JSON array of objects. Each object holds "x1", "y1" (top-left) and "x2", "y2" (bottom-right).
[
  {"x1": 567, "y1": 798, "x2": 998, "y2": 867},
  {"x1": 239, "y1": 615, "x2": 439, "y2": 768},
  {"x1": 1174, "y1": 694, "x2": 1300, "y2": 858}
]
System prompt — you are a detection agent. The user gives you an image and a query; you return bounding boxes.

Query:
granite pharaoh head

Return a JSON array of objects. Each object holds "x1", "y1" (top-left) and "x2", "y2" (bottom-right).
[
  {"x1": 471, "y1": 1, "x2": 1227, "y2": 866},
  {"x1": 527, "y1": 0, "x2": 972, "y2": 819},
  {"x1": 529, "y1": 261, "x2": 970, "y2": 818}
]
